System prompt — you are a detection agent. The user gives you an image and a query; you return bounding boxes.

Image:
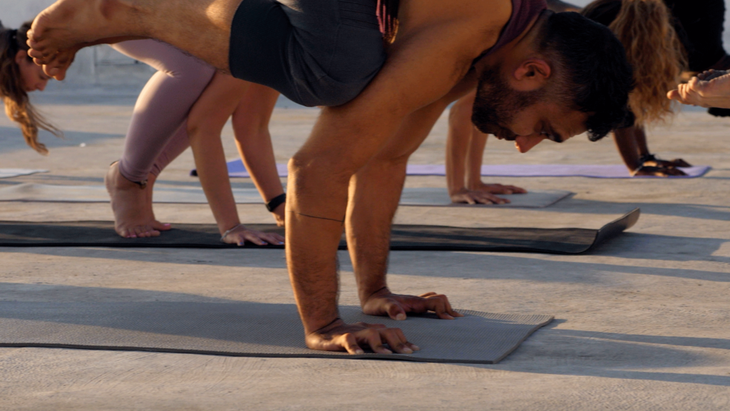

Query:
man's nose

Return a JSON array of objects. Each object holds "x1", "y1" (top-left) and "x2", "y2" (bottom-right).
[{"x1": 514, "y1": 135, "x2": 545, "y2": 153}]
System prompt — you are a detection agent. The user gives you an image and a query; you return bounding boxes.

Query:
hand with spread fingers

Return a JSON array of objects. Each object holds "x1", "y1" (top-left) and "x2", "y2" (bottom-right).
[
  {"x1": 220, "y1": 224, "x2": 285, "y2": 246},
  {"x1": 473, "y1": 182, "x2": 527, "y2": 195},
  {"x1": 306, "y1": 319, "x2": 419, "y2": 355},
  {"x1": 362, "y1": 289, "x2": 463, "y2": 321},
  {"x1": 450, "y1": 187, "x2": 509, "y2": 205}
]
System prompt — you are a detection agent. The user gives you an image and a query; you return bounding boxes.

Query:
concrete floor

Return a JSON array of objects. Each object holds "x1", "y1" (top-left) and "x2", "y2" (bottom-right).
[{"x1": 1, "y1": 89, "x2": 729, "y2": 410}]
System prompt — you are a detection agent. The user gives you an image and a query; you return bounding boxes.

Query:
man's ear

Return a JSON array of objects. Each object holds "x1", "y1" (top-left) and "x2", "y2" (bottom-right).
[
  {"x1": 512, "y1": 59, "x2": 551, "y2": 91},
  {"x1": 14, "y1": 49, "x2": 28, "y2": 65}
]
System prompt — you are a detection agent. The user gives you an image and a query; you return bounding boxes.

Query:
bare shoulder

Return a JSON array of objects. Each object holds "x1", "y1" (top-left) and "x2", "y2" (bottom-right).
[{"x1": 398, "y1": 0, "x2": 513, "y2": 59}]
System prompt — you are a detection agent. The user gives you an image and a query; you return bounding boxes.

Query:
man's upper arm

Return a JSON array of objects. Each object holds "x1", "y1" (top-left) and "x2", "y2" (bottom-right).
[{"x1": 296, "y1": 25, "x2": 480, "y2": 171}]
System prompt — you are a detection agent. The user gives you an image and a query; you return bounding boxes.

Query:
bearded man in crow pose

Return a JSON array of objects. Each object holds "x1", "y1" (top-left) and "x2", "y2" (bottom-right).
[{"x1": 28, "y1": 0, "x2": 633, "y2": 354}]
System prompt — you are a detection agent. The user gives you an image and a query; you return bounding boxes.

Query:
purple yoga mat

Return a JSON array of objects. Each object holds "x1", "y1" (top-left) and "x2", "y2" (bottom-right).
[{"x1": 193, "y1": 160, "x2": 710, "y2": 179}]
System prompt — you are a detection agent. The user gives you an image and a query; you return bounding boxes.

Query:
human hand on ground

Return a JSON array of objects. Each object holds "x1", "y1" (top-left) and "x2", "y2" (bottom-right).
[
  {"x1": 633, "y1": 165, "x2": 686, "y2": 177},
  {"x1": 450, "y1": 187, "x2": 509, "y2": 205},
  {"x1": 470, "y1": 181, "x2": 527, "y2": 195},
  {"x1": 668, "y1": 70, "x2": 730, "y2": 108},
  {"x1": 362, "y1": 288, "x2": 463, "y2": 321},
  {"x1": 643, "y1": 157, "x2": 692, "y2": 168},
  {"x1": 305, "y1": 318, "x2": 419, "y2": 354},
  {"x1": 221, "y1": 224, "x2": 285, "y2": 246}
]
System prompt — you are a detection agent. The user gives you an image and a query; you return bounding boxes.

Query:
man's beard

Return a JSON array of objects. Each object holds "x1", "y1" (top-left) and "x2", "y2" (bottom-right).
[{"x1": 471, "y1": 66, "x2": 545, "y2": 139}]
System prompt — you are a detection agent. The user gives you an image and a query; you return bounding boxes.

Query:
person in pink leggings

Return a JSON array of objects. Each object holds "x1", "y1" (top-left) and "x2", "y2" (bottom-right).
[
  {"x1": 1, "y1": 28, "x2": 283, "y2": 245},
  {"x1": 107, "y1": 39, "x2": 284, "y2": 245}
]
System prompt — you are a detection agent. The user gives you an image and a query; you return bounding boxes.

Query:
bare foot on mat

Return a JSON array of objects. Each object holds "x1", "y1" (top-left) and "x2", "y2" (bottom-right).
[{"x1": 105, "y1": 162, "x2": 167, "y2": 238}]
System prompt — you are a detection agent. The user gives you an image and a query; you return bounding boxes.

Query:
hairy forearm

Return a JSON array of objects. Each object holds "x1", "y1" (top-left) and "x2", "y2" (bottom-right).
[{"x1": 286, "y1": 162, "x2": 349, "y2": 333}]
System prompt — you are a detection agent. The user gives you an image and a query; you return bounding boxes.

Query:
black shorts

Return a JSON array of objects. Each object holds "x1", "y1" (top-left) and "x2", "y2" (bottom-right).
[{"x1": 229, "y1": 0, "x2": 386, "y2": 107}]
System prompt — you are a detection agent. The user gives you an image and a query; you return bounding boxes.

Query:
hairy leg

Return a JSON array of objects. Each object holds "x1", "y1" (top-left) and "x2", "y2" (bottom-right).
[{"x1": 28, "y1": 0, "x2": 240, "y2": 79}]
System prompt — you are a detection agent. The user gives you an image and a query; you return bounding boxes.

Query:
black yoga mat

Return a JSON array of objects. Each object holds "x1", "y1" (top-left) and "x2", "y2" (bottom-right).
[{"x1": 0, "y1": 208, "x2": 639, "y2": 254}]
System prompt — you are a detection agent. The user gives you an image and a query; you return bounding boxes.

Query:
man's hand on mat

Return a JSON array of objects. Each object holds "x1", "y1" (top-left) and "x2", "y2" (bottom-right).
[
  {"x1": 633, "y1": 165, "x2": 686, "y2": 177},
  {"x1": 362, "y1": 289, "x2": 463, "y2": 321},
  {"x1": 451, "y1": 187, "x2": 509, "y2": 205},
  {"x1": 306, "y1": 318, "x2": 419, "y2": 355},
  {"x1": 221, "y1": 224, "x2": 285, "y2": 246}
]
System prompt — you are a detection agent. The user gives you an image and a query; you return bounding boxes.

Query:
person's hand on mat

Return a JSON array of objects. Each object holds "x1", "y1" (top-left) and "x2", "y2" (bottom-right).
[
  {"x1": 632, "y1": 165, "x2": 686, "y2": 177},
  {"x1": 643, "y1": 157, "x2": 692, "y2": 169},
  {"x1": 221, "y1": 224, "x2": 285, "y2": 246},
  {"x1": 362, "y1": 288, "x2": 463, "y2": 321},
  {"x1": 450, "y1": 187, "x2": 509, "y2": 205},
  {"x1": 471, "y1": 181, "x2": 527, "y2": 195},
  {"x1": 306, "y1": 318, "x2": 419, "y2": 355}
]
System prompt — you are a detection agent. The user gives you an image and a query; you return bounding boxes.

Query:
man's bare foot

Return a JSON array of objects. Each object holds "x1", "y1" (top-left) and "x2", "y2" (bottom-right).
[
  {"x1": 105, "y1": 162, "x2": 162, "y2": 238},
  {"x1": 27, "y1": 0, "x2": 139, "y2": 80}
]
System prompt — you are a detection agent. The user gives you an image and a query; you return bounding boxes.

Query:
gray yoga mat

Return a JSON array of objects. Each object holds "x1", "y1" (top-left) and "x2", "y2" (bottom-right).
[
  {"x1": 0, "y1": 208, "x2": 640, "y2": 254},
  {"x1": 0, "y1": 301, "x2": 553, "y2": 364},
  {"x1": 0, "y1": 183, "x2": 570, "y2": 208}
]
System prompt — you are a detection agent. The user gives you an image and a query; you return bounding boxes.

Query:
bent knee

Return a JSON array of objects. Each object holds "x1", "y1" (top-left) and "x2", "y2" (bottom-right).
[{"x1": 288, "y1": 152, "x2": 358, "y2": 188}]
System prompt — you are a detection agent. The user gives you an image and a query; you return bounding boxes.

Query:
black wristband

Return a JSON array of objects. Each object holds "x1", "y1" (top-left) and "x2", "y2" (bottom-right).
[
  {"x1": 638, "y1": 153, "x2": 657, "y2": 165},
  {"x1": 266, "y1": 193, "x2": 286, "y2": 212}
]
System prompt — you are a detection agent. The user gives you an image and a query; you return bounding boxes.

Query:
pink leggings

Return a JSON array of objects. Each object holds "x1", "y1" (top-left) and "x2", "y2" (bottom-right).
[{"x1": 111, "y1": 40, "x2": 215, "y2": 182}]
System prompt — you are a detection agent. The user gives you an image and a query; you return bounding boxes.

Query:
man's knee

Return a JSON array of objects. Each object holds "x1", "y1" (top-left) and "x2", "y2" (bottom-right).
[{"x1": 288, "y1": 150, "x2": 360, "y2": 188}]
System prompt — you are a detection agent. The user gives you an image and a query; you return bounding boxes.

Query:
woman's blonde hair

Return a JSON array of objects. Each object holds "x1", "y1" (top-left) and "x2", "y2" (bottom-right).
[
  {"x1": 0, "y1": 20, "x2": 61, "y2": 154},
  {"x1": 583, "y1": 0, "x2": 687, "y2": 126}
]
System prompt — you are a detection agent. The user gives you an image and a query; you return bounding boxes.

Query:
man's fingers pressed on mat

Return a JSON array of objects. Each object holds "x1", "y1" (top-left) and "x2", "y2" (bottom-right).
[
  {"x1": 364, "y1": 329, "x2": 391, "y2": 354},
  {"x1": 382, "y1": 328, "x2": 415, "y2": 354},
  {"x1": 340, "y1": 334, "x2": 364, "y2": 355},
  {"x1": 386, "y1": 301, "x2": 407, "y2": 321}
]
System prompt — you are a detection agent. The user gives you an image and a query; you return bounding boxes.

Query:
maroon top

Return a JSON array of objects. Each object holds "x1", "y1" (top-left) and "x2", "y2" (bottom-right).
[{"x1": 475, "y1": 0, "x2": 548, "y2": 62}]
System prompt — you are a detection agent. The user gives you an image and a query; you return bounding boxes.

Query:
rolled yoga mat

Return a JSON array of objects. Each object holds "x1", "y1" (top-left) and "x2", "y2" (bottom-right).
[
  {"x1": 0, "y1": 301, "x2": 553, "y2": 364},
  {"x1": 207, "y1": 160, "x2": 711, "y2": 179},
  {"x1": 0, "y1": 208, "x2": 640, "y2": 254},
  {"x1": 0, "y1": 183, "x2": 571, "y2": 208}
]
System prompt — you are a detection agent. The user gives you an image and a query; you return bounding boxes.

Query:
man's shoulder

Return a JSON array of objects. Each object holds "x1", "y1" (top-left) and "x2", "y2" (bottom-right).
[{"x1": 400, "y1": 0, "x2": 513, "y2": 55}]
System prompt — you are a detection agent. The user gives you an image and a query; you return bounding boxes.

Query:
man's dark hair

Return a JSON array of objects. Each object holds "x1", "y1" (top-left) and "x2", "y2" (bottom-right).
[{"x1": 538, "y1": 12, "x2": 634, "y2": 140}]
